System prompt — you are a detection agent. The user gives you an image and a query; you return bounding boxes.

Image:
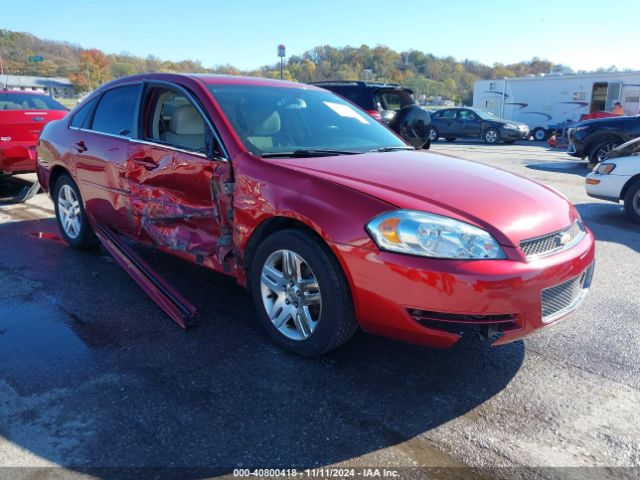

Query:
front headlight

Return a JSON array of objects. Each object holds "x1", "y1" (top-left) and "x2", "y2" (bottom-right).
[
  {"x1": 366, "y1": 210, "x2": 506, "y2": 259},
  {"x1": 503, "y1": 124, "x2": 519, "y2": 130},
  {"x1": 596, "y1": 162, "x2": 616, "y2": 174}
]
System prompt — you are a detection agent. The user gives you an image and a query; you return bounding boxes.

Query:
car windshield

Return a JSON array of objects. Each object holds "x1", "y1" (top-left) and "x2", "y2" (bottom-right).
[
  {"x1": 474, "y1": 109, "x2": 500, "y2": 120},
  {"x1": 0, "y1": 92, "x2": 67, "y2": 111},
  {"x1": 206, "y1": 84, "x2": 407, "y2": 156}
]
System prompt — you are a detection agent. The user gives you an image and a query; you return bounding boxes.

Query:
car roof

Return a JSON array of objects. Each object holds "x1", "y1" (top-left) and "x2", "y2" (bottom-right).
[
  {"x1": 311, "y1": 81, "x2": 412, "y2": 91},
  {"x1": 103, "y1": 73, "x2": 323, "y2": 91}
]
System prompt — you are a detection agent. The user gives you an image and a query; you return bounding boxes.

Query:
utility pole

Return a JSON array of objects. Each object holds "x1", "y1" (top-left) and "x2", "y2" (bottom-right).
[
  {"x1": 501, "y1": 77, "x2": 507, "y2": 118},
  {"x1": 277, "y1": 44, "x2": 286, "y2": 80}
]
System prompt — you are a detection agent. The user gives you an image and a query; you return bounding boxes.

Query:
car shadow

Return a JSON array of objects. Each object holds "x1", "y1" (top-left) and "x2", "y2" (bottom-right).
[
  {"x1": 0, "y1": 218, "x2": 524, "y2": 477},
  {"x1": 525, "y1": 161, "x2": 589, "y2": 177},
  {"x1": 576, "y1": 202, "x2": 640, "y2": 253}
]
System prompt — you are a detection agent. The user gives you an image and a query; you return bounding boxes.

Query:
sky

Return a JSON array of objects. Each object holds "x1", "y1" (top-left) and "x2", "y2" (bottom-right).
[{"x1": 1, "y1": 0, "x2": 639, "y2": 72}]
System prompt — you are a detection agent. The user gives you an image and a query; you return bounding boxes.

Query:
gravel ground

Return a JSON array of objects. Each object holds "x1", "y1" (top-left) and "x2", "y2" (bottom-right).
[{"x1": 0, "y1": 141, "x2": 638, "y2": 480}]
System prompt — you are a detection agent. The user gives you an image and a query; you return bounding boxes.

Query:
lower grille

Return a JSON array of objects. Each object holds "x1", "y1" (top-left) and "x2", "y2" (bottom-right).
[
  {"x1": 541, "y1": 263, "x2": 594, "y2": 323},
  {"x1": 408, "y1": 309, "x2": 518, "y2": 339}
]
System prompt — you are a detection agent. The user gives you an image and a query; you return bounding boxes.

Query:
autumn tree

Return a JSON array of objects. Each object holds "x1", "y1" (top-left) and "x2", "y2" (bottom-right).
[{"x1": 68, "y1": 49, "x2": 110, "y2": 92}]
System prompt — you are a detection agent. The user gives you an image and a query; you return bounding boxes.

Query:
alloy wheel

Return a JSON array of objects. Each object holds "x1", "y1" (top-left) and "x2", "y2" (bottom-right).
[
  {"x1": 485, "y1": 129, "x2": 498, "y2": 143},
  {"x1": 260, "y1": 249, "x2": 322, "y2": 341},
  {"x1": 429, "y1": 127, "x2": 438, "y2": 141},
  {"x1": 596, "y1": 143, "x2": 616, "y2": 162},
  {"x1": 57, "y1": 184, "x2": 82, "y2": 239}
]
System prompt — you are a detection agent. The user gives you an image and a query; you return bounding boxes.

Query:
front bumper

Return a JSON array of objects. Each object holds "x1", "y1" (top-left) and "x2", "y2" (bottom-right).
[
  {"x1": 332, "y1": 229, "x2": 595, "y2": 348},
  {"x1": 585, "y1": 172, "x2": 629, "y2": 202},
  {"x1": 501, "y1": 127, "x2": 529, "y2": 140},
  {"x1": 0, "y1": 141, "x2": 38, "y2": 174},
  {"x1": 567, "y1": 129, "x2": 586, "y2": 158}
]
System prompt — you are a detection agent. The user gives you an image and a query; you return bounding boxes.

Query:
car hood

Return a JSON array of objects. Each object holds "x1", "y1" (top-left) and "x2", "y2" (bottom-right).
[
  {"x1": 488, "y1": 119, "x2": 527, "y2": 128},
  {"x1": 574, "y1": 115, "x2": 639, "y2": 128},
  {"x1": 276, "y1": 151, "x2": 577, "y2": 246}
]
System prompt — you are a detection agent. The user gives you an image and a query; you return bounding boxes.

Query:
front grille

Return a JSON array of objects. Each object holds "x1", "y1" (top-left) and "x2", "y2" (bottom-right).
[
  {"x1": 520, "y1": 222, "x2": 585, "y2": 259},
  {"x1": 541, "y1": 263, "x2": 594, "y2": 323}
]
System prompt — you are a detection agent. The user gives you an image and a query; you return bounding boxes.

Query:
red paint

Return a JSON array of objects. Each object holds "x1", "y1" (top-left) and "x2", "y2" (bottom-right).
[
  {"x1": 29, "y1": 232, "x2": 66, "y2": 244},
  {"x1": 37, "y1": 74, "x2": 595, "y2": 349},
  {"x1": 0, "y1": 91, "x2": 68, "y2": 174}
]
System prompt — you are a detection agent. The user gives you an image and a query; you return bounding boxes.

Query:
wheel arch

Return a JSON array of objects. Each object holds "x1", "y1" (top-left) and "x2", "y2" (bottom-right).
[
  {"x1": 620, "y1": 174, "x2": 640, "y2": 200},
  {"x1": 49, "y1": 165, "x2": 73, "y2": 195},
  {"x1": 241, "y1": 215, "x2": 359, "y2": 314},
  {"x1": 585, "y1": 133, "x2": 625, "y2": 156}
]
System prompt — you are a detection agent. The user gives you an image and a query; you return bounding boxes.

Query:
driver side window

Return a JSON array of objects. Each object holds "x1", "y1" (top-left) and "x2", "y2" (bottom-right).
[
  {"x1": 459, "y1": 110, "x2": 478, "y2": 121},
  {"x1": 145, "y1": 87, "x2": 208, "y2": 154}
]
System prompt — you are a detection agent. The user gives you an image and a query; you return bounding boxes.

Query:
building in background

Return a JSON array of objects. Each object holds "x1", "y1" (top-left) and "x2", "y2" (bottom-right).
[{"x1": 0, "y1": 75, "x2": 75, "y2": 98}]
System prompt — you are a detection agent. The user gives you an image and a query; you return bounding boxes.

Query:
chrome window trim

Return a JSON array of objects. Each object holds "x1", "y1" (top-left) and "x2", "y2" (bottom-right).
[
  {"x1": 128, "y1": 138, "x2": 211, "y2": 159},
  {"x1": 66, "y1": 79, "x2": 230, "y2": 162}
]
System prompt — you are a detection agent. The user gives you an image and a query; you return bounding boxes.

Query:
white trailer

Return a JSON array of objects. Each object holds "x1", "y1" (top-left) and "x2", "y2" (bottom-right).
[{"x1": 473, "y1": 71, "x2": 640, "y2": 140}]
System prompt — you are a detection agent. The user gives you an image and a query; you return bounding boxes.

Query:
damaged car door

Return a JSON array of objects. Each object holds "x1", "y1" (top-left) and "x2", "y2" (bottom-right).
[{"x1": 125, "y1": 83, "x2": 232, "y2": 268}]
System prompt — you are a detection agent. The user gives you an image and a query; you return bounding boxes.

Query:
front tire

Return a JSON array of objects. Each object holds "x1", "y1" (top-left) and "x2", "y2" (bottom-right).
[
  {"x1": 53, "y1": 175, "x2": 99, "y2": 249},
  {"x1": 249, "y1": 229, "x2": 357, "y2": 356},
  {"x1": 484, "y1": 128, "x2": 500, "y2": 144},
  {"x1": 623, "y1": 180, "x2": 640, "y2": 224},
  {"x1": 588, "y1": 139, "x2": 620, "y2": 163},
  {"x1": 428, "y1": 126, "x2": 439, "y2": 142}
]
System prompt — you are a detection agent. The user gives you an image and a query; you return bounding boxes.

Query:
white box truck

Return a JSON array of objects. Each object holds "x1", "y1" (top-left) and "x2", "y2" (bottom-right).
[{"x1": 473, "y1": 71, "x2": 640, "y2": 140}]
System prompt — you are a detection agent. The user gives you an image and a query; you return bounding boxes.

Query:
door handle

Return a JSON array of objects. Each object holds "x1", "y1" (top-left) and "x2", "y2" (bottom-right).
[
  {"x1": 72, "y1": 141, "x2": 88, "y2": 153},
  {"x1": 133, "y1": 157, "x2": 158, "y2": 171}
]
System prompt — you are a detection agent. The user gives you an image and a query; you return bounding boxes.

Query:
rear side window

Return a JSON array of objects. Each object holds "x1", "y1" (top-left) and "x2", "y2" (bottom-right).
[
  {"x1": 91, "y1": 85, "x2": 141, "y2": 137},
  {"x1": 0, "y1": 92, "x2": 67, "y2": 111},
  {"x1": 70, "y1": 96, "x2": 99, "y2": 129},
  {"x1": 319, "y1": 86, "x2": 376, "y2": 110},
  {"x1": 376, "y1": 90, "x2": 414, "y2": 111}
]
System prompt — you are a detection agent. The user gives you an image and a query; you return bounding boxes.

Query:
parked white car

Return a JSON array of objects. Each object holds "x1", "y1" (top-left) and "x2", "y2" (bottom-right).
[{"x1": 585, "y1": 137, "x2": 640, "y2": 223}]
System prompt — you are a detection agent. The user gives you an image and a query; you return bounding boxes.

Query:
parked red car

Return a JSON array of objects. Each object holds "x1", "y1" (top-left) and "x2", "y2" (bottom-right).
[
  {"x1": 0, "y1": 90, "x2": 68, "y2": 175},
  {"x1": 37, "y1": 74, "x2": 595, "y2": 356}
]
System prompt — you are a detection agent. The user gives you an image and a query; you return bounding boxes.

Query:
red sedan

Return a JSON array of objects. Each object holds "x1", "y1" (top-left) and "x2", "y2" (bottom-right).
[
  {"x1": 0, "y1": 90, "x2": 68, "y2": 175},
  {"x1": 36, "y1": 74, "x2": 595, "y2": 356}
]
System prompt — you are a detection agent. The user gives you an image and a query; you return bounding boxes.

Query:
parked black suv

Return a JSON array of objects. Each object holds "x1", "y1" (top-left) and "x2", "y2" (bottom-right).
[
  {"x1": 567, "y1": 115, "x2": 640, "y2": 164},
  {"x1": 311, "y1": 81, "x2": 431, "y2": 149}
]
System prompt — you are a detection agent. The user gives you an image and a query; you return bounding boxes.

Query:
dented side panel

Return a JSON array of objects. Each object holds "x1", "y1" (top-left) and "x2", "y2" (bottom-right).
[{"x1": 125, "y1": 141, "x2": 234, "y2": 271}]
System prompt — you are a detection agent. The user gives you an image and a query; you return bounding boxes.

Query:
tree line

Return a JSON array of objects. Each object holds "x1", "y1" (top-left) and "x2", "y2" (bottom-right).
[{"x1": 0, "y1": 28, "x2": 615, "y2": 104}]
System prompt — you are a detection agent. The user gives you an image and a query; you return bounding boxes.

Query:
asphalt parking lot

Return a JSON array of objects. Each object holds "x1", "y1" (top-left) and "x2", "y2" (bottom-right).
[{"x1": 1, "y1": 141, "x2": 639, "y2": 479}]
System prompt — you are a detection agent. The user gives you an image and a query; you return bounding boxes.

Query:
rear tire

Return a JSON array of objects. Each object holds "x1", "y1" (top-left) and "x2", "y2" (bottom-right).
[
  {"x1": 53, "y1": 175, "x2": 99, "y2": 249},
  {"x1": 532, "y1": 128, "x2": 548, "y2": 141},
  {"x1": 248, "y1": 229, "x2": 357, "y2": 356},
  {"x1": 623, "y1": 180, "x2": 640, "y2": 224},
  {"x1": 588, "y1": 139, "x2": 621, "y2": 163}
]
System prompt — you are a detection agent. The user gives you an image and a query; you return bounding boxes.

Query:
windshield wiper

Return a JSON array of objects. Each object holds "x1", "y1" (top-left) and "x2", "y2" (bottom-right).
[
  {"x1": 261, "y1": 149, "x2": 360, "y2": 158},
  {"x1": 368, "y1": 146, "x2": 415, "y2": 152}
]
